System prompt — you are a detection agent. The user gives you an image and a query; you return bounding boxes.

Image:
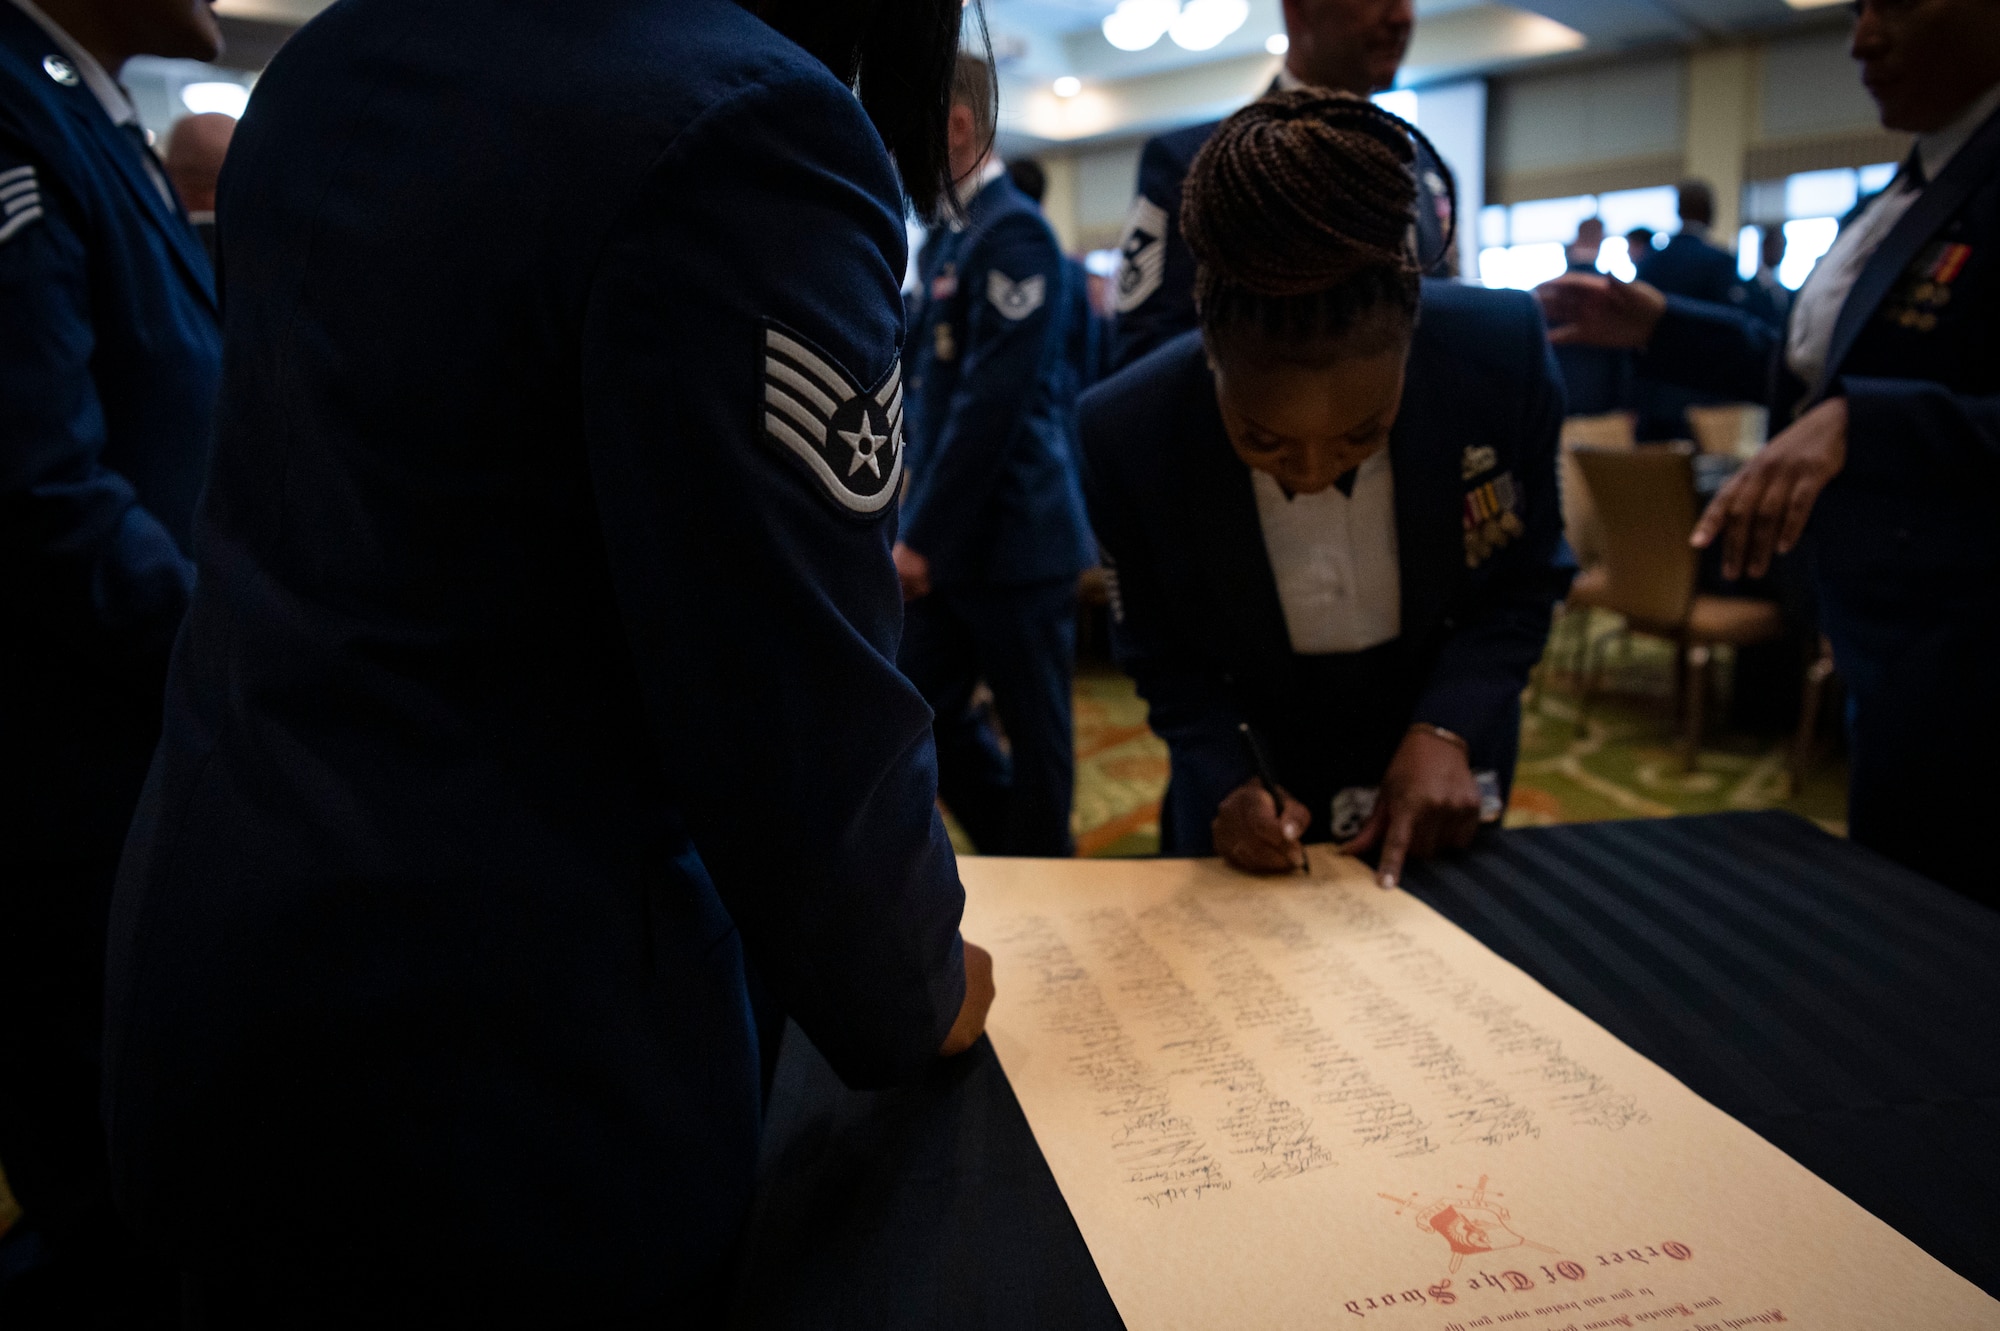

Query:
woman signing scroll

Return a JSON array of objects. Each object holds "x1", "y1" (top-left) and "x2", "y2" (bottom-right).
[{"x1": 1080, "y1": 90, "x2": 1573, "y2": 886}]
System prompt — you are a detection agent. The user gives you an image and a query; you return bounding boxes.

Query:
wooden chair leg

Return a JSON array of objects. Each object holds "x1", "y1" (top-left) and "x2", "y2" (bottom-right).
[
  {"x1": 1786, "y1": 638, "x2": 1836, "y2": 798},
  {"x1": 1574, "y1": 624, "x2": 1606, "y2": 739},
  {"x1": 1565, "y1": 607, "x2": 1592, "y2": 693},
  {"x1": 1529, "y1": 605, "x2": 1563, "y2": 708},
  {"x1": 1681, "y1": 642, "x2": 1711, "y2": 772},
  {"x1": 1671, "y1": 634, "x2": 1689, "y2": 724}
]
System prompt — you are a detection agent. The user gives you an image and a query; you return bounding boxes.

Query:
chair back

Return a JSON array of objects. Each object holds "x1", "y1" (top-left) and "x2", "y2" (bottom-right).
[
  {"x1": 1560, "y1": 412, "x2": 1638, "y2": 450},
  {"x1": 1572, "y1": 445, "x2": 1700, "y2": 629},
  {"x1": 1557, "y1": 413, "x2": 1637, "y2": 568},
  {"x1": 1687, "y1": 403, "x2": 1768, "y2": 459}
]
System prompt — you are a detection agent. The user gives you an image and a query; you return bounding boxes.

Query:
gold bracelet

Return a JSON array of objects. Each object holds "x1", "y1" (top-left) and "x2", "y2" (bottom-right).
[{"x1": 1409, "y1": 723, "x2": 1469, "y2": 754}]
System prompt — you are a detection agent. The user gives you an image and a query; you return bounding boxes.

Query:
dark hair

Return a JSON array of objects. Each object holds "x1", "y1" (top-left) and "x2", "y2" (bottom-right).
[
  {"x1": 748, "y1": 0, "x2": 989, "y2": 221},
  {"x1": 1182, "y1": 89, "x2": 1446, "y2": 350},
  {"x1": 1676, "y1": 179, "x2": 1715, "y2": 227},
  {"x1": 1625, "y1": 227, "x2": 1654, "y2": 244},
  {"x1": 1008, "y1": 157, "x2": 1048, "y2": 204}
]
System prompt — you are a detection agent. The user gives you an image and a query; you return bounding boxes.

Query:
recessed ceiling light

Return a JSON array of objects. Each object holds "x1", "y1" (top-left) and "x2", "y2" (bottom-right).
[
  {"x1": 1053, "y1": 75, "x2": 1082, "y2": 98},
  {"x1": 1265, "y1": 33, "x2": 1289, "y2": 55},
  {"x1": 1170, "y1": 0, "x2": 1248, "y2": 51},
  {"x1": 1102, "y1": 0, "x2": 1179, "y2": 52}
]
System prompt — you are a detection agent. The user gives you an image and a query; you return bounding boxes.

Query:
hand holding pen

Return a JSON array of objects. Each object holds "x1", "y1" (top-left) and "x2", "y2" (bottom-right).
[{"x1": 1212, "y1": 724, "x2": 1312, "y2": 876}]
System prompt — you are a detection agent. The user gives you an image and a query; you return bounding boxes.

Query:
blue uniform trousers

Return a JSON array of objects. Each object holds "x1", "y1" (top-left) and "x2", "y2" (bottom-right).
[{"x1": 900, "y1": 579, "x2": 1077, "y2": 858}]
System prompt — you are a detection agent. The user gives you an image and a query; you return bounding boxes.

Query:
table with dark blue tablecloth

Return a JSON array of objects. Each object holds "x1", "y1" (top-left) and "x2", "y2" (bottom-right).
[{"x1": 729, "y1": 812, "x2": 2000, "y2": 1329}]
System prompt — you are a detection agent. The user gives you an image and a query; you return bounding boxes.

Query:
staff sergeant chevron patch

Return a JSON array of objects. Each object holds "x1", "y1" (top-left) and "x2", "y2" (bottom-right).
[
  {"x1": 761, "y1": 321, "x2": 904, "y2": 516},
  {"x1": 0, "y1": 165, "x2": 45, "y2": 245},
  {"x1": 987, "y1": 271, "x2": 1046, "y2": 321}
]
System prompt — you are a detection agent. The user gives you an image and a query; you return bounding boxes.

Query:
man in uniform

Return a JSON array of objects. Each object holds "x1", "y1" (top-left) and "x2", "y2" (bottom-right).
[
  {"x1": 103, "y1": 0, "x2": 991, "y2": 1318},
  {"x1": 1538, "y1": 0, "x2": 2000, "y2": 901},
  {"x1": 1009, "y1": 156, "x2": 1110, "y2": 393},
  {"x1": 1110, "y1": 0, "x2": 1454, "y2": 371},
  {"x1": 0, "y1": 0, "x2": 222, "y2": 1321},
  {"x1": 1635, "y1": 180, "x2": 1743, "y2": 305},
  {"x1": 1628, "y1": 179, "x2": 1751, "y2": 438},
  {"x1": 899, "y1": 56, "x2": 1096, "y2": 857}
]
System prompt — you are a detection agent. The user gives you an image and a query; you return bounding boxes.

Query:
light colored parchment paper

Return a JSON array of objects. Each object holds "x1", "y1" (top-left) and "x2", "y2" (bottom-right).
[{"x1": 959, "y1": 854, "x2": 1998, "y2": 1331}]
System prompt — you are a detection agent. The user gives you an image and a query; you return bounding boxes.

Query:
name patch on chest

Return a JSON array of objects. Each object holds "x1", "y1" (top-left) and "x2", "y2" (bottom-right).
[{"x1": 761, "y1": 321, "x2": 904, "y2": 516}]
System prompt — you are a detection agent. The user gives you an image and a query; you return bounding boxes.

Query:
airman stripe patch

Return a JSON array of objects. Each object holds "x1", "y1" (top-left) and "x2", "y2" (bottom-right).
[{"x1": 762, "y1": 321, "x2": 904, "y2": 516}]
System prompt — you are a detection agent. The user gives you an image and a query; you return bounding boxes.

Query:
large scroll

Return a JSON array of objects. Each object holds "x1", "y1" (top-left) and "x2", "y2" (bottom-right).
[{"x1": 959, "y1": 855, "x2": 1997, "y2": 1330}]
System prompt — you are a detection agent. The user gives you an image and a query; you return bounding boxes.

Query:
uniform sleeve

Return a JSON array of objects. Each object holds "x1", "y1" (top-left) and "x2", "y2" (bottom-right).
[
  {"x1": 1635, "y1": 293, "x2": 1781, "y2": 402},
  {"x1": 1413, "y1": 297, "x2": 1577, "y2": 747},
  {"x1": 898, "y1": 211, "x2": 1065, "y2": 582},
  {"x1": 0, "y1": 132, "x2": 192, "y2": 668},
  {"x1": 579, "y1": 71, "x2": 964, "y2": 1089},
  {"x1": 1080, "y1": 398, "x2": 1254, "y2": 821},
  {"x1": 1109, "y1": 136, "x2": 1198, "y2": 372}
]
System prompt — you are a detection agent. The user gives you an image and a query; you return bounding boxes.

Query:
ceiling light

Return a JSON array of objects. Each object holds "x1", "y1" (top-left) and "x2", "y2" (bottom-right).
[
  {"x1": 1102, "y1": 0, "x2": 1178, "y2": 52},
  {"x1": 181, "y1": 81, "x2": 250, "y2": 118},
  {"x1": 1053, "y1": 75, "x2": 1082, "y2": 98},
  {"x1": 1782, "y1": 0, "x2": 1848, "y2": 7},
  {"x1": 1170, "y1": 0, "x2": 1249, "y2": 52},
  {"x1": 1265, "y1": 33, "x2": 1289, "y2": 55}
]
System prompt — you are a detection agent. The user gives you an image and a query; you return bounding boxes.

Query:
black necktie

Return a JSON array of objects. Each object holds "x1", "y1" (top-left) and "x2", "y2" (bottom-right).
[
  {"x1": 1900, "y1": 146, "x2": 1926, "y2": 192},
  {"x1": 1332, "y1": 468, "x2": 1359, "y2": 498}
]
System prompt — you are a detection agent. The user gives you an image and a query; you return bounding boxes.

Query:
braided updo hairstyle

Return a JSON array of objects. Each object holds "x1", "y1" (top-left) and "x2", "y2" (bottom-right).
[{"x1": 1183, "y1": 89, "x2": 1448, "y2": 351}]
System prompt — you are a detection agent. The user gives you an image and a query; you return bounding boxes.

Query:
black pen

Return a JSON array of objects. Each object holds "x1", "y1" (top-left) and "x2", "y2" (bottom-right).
[{"x1": 1238, "y1": 722, "x2": 1309, "y2": 875}]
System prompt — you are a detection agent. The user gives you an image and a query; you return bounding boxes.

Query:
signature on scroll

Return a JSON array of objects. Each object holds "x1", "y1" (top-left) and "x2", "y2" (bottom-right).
[{"x1": 1379, "y1": 1175, "x2": 1559, "y2": 1273}]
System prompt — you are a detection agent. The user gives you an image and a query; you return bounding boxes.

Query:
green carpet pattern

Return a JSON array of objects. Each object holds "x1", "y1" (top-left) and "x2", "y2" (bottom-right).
[{"x1": 1030, "y1": 611, "x2": 1848, "y2": 858}]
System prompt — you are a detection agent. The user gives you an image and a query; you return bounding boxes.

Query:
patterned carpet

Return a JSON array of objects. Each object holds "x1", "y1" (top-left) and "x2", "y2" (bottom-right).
[{"x1": 1054, "y1": 611, "x2": 1847, "y2": 857}]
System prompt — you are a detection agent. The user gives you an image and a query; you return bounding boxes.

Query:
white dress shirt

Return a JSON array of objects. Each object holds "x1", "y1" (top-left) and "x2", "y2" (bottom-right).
[
  {"x1": 1787, "y1": 82, "x2": 2000, "y2": 389},
  {"x1": 8, "y1": 0, "x2": 176, "y2": 208},
  {"x1": 1252, "y1": 450, "x2": 1401, "y2": 656}
]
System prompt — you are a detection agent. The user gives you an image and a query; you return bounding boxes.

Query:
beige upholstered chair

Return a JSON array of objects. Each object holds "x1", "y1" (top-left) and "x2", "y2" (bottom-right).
[
  {"x1": 1557, "y1": 412, "x2": 1636, "y2": 570},
  {"x1": 1686, "y1": 403, "x2": 1768, "y2": 460},
  {"x1": 1565, "y1": 446, "x2": 1826, "y2": 781}
]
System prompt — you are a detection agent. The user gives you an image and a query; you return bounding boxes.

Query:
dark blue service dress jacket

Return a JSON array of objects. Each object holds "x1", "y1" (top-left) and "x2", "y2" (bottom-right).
[
  {"x1": 1632, "y1": 104, "x2": 2000, "y2": 891},
  {"x1": 1109, "y1": 94, "x2": 1456, "y2": 372},
  {"x1": 901, "y1": 172, "x2": 1096, "y2": 590},
  {"x1": 1635, "y1": 228, "x2": 1745, "y2": 306},
  {"x1": 105, "y1": 0, "x2": 966, "y2": 1317},
  {"x1": 1081, "y1": 283, "x2": 1573, "y2": 853},
  {"x1": 0, "y1": 3, "x2": 219, "y2": 861}
]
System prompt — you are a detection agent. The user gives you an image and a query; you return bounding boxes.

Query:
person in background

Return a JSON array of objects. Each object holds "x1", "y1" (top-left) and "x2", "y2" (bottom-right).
[
  {"x1": 1008, "y1": 154, "x2": 1109, "y2": 390},
  {"x1": 162, "y1": 109, "x2": 233, "y2": 264},
  {"x1": 1566, "y1": 216, "x2": 1606, "y2": 273},
  {"x1": 899, "y1": 56, "x2": 1095, "y2": 857},
  {"x1": 1551, "y1": 216, "x2": 1632, "y2": 416},
  {"x1": 104, "y1": 0, "x2": 993, "y2": 1321},
  {"x1": 1083, "y1": 92, "x2": 1572, "y2": 886},
  {"x1": 1536, "y1": 0, "x2": 2000, "y2": 901},
  {"x1": 1625, "y1": 226, "x2": 1656, "y2": 270},
  {"x1": 1638, "y1": 180, "x2": 1743, "y2": 303},
  {"x1": 1626, "y1": 181, "x2": 1749, "y2": 439},
  {"x1": 1110, "y1": 0, "x2": 1455, "y2": 372},
  {"x1": 0, "y1": 0, "x2": 221, "y2": 1324},
  {"x1": 1740, "y1": 224, "x2": 1793, "y2": 330}
]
